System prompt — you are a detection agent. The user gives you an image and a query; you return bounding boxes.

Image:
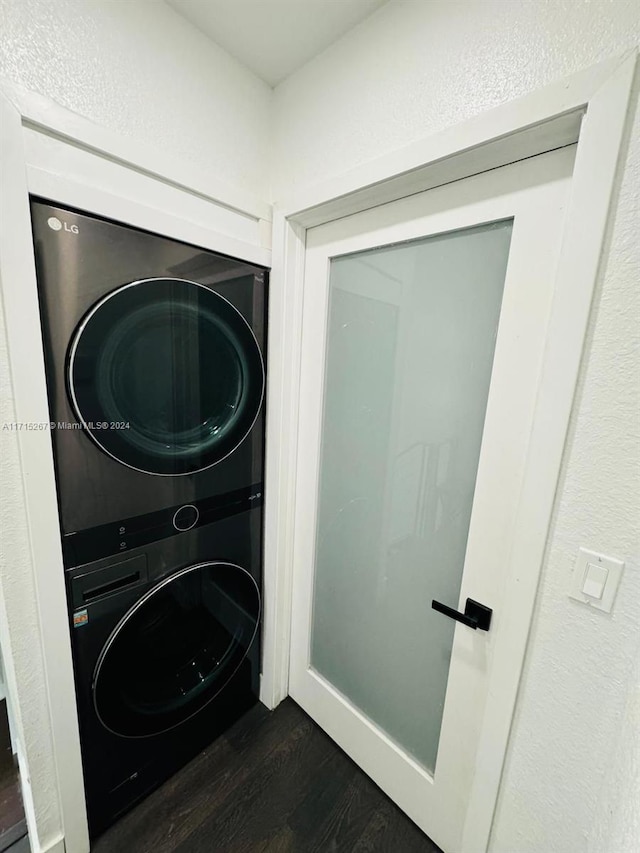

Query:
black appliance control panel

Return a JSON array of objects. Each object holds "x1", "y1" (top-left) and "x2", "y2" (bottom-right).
[{"x1": 63, "y1": 484, "x2": 263, "y2": 568}]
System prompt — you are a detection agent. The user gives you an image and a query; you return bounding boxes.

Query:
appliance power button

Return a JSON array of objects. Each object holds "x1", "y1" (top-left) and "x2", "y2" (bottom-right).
[{"x1": 172, "y1": 504, "x2": 200, "y2": 532}]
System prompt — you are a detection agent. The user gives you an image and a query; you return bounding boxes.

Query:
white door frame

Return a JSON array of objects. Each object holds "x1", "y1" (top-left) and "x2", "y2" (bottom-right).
[
  {"x1": 267, "y1": 50, "x2": 636, "y2": 852},
  {"x1": 0, "y1": 81, "x2": 272, "y2": 853}
]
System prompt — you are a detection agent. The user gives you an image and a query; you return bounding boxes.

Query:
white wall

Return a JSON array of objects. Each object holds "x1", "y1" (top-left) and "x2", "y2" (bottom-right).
[
  {"x1": 0, "y1": 1, "x2": 271, "y2": 849},
  {"x1": 0, "y1": 0, "x2": 272, "y2": 198},
  {"x1": 272, "y1": 2, "x2": 640, "y2": 852}
]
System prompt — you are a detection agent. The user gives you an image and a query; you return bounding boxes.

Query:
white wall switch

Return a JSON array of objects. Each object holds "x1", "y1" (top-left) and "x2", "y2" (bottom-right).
[
  {"x1": 569, "y1": 548, "x2": 624, "y2": 613},
  {"x1": 582, "y1": 563, "x2": 608, "y2": 599}
]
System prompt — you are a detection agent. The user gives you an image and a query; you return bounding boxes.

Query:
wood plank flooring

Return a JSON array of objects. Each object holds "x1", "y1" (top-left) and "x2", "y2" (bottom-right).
[
  {"x1": 0, "y1": 701, "x2": 26, "y2": 853},
  {"x1": 4, "y1": 837, "x2": 29, "y2": 853},
  {"x1": 93, "y1": 699, "x2": 442, "y2": 853}
]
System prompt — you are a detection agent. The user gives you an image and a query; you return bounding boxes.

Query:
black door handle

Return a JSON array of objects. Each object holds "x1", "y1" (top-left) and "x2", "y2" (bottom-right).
[{"x1": 431, "y1": 597, "x2": 492, "y2": 631}]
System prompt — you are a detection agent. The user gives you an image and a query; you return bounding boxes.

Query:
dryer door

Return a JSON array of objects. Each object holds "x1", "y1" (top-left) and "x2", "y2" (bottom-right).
[
  {"x1": 69, "y1": 278, "x2": 264, "y2": 475},
  {"x1": 93, "y1": 562, "x2": 260, "y2": 737}
]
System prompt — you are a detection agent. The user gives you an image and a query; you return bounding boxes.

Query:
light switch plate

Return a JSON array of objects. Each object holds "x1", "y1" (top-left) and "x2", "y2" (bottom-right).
[{"x1": 569, "y1": 548, "x2": 624, "y2": 613}]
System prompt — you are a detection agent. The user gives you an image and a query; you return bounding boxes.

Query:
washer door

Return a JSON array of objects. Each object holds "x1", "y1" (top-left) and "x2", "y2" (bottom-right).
[
  {"x1": 93, "y1": 562, "x2": 260, "y2": 738},
  {"x1": 69, "y1": 278, "x2": 264, "y2": 475}
]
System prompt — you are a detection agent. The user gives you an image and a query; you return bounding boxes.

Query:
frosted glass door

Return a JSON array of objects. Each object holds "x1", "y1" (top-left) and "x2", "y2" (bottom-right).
[
  {"x1": 289, "y1": 147, "x2": 574, "y2": 852},
  {"x1": 311, "y1": 221, "x2": 513, "y2": 773}
]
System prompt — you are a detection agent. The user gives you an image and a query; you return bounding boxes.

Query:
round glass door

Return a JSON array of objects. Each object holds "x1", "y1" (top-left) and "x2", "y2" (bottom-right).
[
  {"x1": 69, "y1": 278, "x2": 264, "y2": 475},
  {"x1": 93, "y1": 562, "x2": 260, "y2": 738}
]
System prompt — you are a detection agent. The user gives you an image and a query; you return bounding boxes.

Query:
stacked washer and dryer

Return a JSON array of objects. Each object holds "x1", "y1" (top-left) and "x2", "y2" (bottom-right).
[{"x1": 30, "y1": 200, "x2": 268, "y2": 837}]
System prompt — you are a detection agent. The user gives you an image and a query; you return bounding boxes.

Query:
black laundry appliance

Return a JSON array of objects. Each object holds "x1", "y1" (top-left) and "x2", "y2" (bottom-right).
[
  {"x1": 67, "y1": 507, "x2": 262, "y2": 837},
  {"x1": 30, "y1": 199, "x2": 267, "y2": 538},
  {"x1": 30, "y1": 199, "x2": 268, "y2": 837}
]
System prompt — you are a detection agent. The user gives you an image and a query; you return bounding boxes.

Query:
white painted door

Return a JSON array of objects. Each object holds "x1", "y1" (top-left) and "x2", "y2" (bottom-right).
[{"x1": 288, "y1": 147, "x2": 575, "y2": 853}]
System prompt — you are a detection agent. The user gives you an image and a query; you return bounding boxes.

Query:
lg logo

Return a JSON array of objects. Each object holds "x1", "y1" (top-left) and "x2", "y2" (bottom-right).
[{"x1": 47, "y1": 216, "x2": 79, "y2": 234}]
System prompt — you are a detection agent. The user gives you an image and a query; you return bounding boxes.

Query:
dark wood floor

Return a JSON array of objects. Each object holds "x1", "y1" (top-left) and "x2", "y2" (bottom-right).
[
  {"x1": 93, "y1": 698, "x2": 441, "y2": 853},
  {"x1": 0, "y1": 701, "x2": 26, "y2": 853},
  {"x1": 4, "y1": 837, "x2": 28, "y2": 853}
]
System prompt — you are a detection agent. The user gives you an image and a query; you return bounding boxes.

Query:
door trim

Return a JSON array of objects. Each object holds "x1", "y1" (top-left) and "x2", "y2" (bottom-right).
[
  {"x1": 0, "y1": 82, "x2": 272, "y2": 853},
  {"x1": 268, "y1": 51, "x2": 637, "y2": 852},
  {"x1": 1, "y1": 79, "x2": 271, "y2": 224}
]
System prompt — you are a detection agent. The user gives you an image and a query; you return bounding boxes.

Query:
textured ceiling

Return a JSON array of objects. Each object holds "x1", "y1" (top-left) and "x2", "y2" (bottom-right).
[{"x1": 166, "y1": 0, "x2": 388, "y2": 86}]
